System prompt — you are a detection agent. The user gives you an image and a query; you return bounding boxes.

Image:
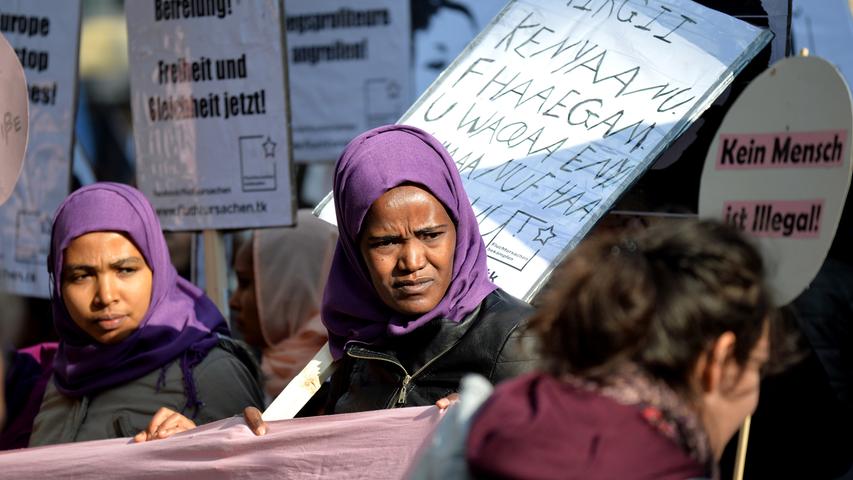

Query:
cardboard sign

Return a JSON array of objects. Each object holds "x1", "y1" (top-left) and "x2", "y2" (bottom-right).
[
  {"x1": 319, "y1": 0, "x2": 771, "y2": 301},
  {"x1": 699, "y1": 56, "x2": 853, "y2": 306},
  {"x1": 127, "y1": 0, "x2": 295, "y2": 230},
  {"x1": 0, "y1": 33, "x2": 28, "y2": 206},
  {"x1": 0, "y1": 2, "x2": 81, "y2": 297},
  {"x1": 287, "y1": 0, "x2": 411, "y2": 163}
]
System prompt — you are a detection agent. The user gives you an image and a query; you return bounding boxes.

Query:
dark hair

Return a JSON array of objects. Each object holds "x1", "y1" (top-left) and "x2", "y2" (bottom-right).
[{"x1": 530, "y1": 219, "x2": 772, "y2": 393}]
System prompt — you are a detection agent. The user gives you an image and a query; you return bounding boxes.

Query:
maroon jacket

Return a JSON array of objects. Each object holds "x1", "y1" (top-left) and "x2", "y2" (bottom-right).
[{"x1": 466, "y1": 373, "x2": 708, "y2": 480}]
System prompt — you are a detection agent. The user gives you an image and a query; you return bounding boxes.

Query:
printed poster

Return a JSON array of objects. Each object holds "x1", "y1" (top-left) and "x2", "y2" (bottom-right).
[
  {"x1": 286, "y1": 0, "x2": 411, "y2": 163},
  {"x1": 128, "y1": 0, "x2": 295, "y2": 230},
  {"x1": 0, "y1": 1, "x2": 81, "y2": 297}
]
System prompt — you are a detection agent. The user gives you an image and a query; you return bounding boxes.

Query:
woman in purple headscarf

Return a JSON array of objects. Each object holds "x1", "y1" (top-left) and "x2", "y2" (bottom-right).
[
  {"x1": 314, "y1": 124, "x2": 538, "y2": 414},
  {"x1": 28, "y1": 183, "x2": 263, "y2": 446}
]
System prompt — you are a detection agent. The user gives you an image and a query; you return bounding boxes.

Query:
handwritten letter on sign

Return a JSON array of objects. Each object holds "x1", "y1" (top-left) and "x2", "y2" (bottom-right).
[
  {"x1": 128, "y1": 0, "x2": 295, "y2": 230},
  {"x1": 0, "y1": 1, "x2": 81, "y2": 297},
  {"x1": 399, "y1": 0, "x2": 771, "y2": 300}
]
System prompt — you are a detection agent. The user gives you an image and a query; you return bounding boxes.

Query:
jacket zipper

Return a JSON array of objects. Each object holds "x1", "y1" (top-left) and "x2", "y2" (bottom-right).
[
  {"x1": 345, "y1": 350, "x2": 412, "y2": 408},
  {"x1": 347, "y1": 339, "x2": 461, "y2": 408}
]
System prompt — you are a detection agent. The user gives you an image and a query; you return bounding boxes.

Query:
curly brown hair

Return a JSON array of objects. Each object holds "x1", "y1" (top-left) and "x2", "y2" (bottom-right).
[{"x1": 530, "y1": 219, "x2": 772, "y2": 393}]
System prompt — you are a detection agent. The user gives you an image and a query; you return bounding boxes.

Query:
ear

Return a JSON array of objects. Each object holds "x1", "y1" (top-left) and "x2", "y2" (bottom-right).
[{"x1": 695, "y1": 331, "x2": 737, "y2": 394}]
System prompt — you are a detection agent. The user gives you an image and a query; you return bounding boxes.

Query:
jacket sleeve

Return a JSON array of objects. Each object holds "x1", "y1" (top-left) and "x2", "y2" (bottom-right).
[
  {"x1": 489, "y1": 321, "x2": 540, "y2": 384},
  {"x1": 193, "y1": 346, "x2": 266, "y2": 425}
]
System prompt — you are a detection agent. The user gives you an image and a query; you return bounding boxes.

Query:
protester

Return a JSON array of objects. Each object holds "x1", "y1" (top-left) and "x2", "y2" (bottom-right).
[
  {"x1": 143, "y1": 124, "x2": 538, "y2": 438},
  {"x1": 314, "y1": 123, "x2": 538, "y2": 413},
  {"x1": 465, "y1": 220, "x2": 774, "y2": 480},
  {"x1": 28, "y1": 183, "x2": 263, "y2": 446},
  {"x1": 230, "y1": 210, "x2": 336, "y2": 402}
]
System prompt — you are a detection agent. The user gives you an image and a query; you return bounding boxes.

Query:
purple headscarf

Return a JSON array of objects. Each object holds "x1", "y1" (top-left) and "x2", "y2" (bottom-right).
[
  {"x1": 321, "y1": 124, "x2": 497, "y2": 359},
  {"x1": 48, "y1": 183, "x2": 227, "y2": 413}
]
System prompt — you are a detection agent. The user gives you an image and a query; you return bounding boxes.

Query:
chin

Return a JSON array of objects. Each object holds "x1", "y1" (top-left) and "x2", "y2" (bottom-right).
[{"x1": 393, "y1": 300, "x2": 439, "y2": 316}]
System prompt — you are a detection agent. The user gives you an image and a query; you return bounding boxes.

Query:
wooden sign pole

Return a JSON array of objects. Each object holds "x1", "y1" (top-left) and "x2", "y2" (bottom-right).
[
  {"x1": 733, "y1": 415, "x2": 752, "y2": 480},
  {"x1": 203, "y1": 230, "x2": 229, "y2": 322}
]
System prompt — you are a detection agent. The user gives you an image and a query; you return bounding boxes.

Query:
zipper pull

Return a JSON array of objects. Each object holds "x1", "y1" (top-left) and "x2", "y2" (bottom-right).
[{"x1": 397, "y1": 374, "x2": 412, "y2": 405}]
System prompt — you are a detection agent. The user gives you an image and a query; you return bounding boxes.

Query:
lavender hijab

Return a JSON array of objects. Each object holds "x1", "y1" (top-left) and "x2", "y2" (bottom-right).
[
  {"x1": 48, "y1": 183, "x2": 227, "y2": 411},
  {"x1": 321, "y1": 125, "x2": 497, "y2": 359}
]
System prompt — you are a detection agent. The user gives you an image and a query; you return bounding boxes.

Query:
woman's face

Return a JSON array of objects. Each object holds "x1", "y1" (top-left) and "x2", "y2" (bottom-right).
[
  {"x1": 700, "y1": 324, "x2": 770, "y2": 459},
  {"x1": 229, "y1": 241, "x2": 264, "y2": 348},
  {"x1": 359, "y1": 185, "x2": 456, "y2": 315},
  {"x1": 61, "y1": 232, "x2": 153, "y2": 344}
]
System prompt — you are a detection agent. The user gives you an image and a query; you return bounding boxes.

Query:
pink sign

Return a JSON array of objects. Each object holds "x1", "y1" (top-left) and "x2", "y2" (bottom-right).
[
  {"x1": 723, "y1": 199, "x2": 823, "y2": 238},
  {"x1": 716, "y1": 130, "x2": 847, "y2": 170}
]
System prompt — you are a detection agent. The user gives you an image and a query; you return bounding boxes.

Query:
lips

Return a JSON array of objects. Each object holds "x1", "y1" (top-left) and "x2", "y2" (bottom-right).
[
  {"x1": 92, "y1": 314, "x2": 128, "y2": 331},
  {"x1": 393, "y1": 278, "x2": 434, "y2": 295}
]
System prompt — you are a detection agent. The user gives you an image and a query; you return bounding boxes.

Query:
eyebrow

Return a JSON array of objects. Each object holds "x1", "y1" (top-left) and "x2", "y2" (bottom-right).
[
  {"x1": 364, "y1": 224, "x2": 450, "y2": 242},
  {"x1": 63, "y1": 257, "x2": 145, "y2": 271},
  {"x1": 415, "y1": 224, "x2": 449, "y2": 235}
]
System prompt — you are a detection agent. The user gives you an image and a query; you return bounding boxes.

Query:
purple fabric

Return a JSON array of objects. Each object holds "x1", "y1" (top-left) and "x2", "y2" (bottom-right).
[
  {"x1": 0, "y1": 406, "x2": 442, "y2": 478},
  {"x1": 48, "y1": 183, "x2": 227, "y2": 406},
  {"x1": 321, "y1": 124, "x2": 497, "y2": 359},
  {"x1": 0, "y1": 343, "x2": 57, "y2": 450}
]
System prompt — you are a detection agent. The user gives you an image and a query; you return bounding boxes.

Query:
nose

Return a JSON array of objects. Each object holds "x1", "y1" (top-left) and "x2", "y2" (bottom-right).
[
  {"x1": 397, "y1": 240, "x2": 427, "y2": 273},
  {"x1": 94, "y1": 274, "x2": 119, "y2": 307}
]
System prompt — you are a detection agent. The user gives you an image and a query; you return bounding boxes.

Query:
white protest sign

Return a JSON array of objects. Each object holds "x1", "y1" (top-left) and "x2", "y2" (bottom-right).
[
  {"x1": 127, "y1": 0, "x2": 295, "y2": 230},
  {"x1": 0, "y1": 2, "x2": 81, "y2": 297},
  {"x1": 698, "y1": 56, "x2": 853, "y2": 306},
  {"x1": 286, "y1": 0, "x2": 411, "y2": 163},
  {"x1": 0, "y1": 33, "x2": 28, "y2": 206},
  {"x1": 318, "y1": 0, "x2": 771, "y2": 300}
]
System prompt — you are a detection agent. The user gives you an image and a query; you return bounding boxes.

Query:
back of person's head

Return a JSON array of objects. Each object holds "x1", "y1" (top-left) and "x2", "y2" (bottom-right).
[{"x1": 531, "y1": 219, "x2": 771, "y2": 393}]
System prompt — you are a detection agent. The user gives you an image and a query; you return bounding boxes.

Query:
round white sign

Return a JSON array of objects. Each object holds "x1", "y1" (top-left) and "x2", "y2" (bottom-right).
[
  {"x1": 699, "y1": 56, "x2": 853, "y2": 306},
  {"x1": 0, "y1": 33, "x2": 29, "y2": 206}
]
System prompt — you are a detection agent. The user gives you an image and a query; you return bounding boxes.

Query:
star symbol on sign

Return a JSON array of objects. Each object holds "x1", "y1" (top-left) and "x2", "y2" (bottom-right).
[
  {"x1": 533, "y1": 225, "x2": 556, "y2": 246},
  {"x1": 262, "y1": 137, "x2": 277, "y2": 158}
]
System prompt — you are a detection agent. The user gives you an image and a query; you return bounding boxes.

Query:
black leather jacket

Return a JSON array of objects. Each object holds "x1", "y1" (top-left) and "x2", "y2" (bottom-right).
[{"x1": 326, "y1": 289, "x2": 538, "y2": 414}]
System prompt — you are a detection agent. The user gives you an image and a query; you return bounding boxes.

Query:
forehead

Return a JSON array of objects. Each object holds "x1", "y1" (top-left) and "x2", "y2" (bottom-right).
[
  {"x1": 63, "y1": 231, "x2": 144, "y2": 263},
  {"x1": 362, "y1": 186, "x2": 450, "y2": 231}
]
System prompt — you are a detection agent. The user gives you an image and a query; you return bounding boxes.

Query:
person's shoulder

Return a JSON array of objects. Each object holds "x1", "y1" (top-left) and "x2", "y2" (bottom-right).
[
  {"x1": 480, "y1": 289, "x2": 534, "y2": 318},
  {"x1": 196, "y1": 339, "x2": 259, "y2": 376},
  {"x1": 193, "y1": 339, "x2": 265, "y2": 417}
]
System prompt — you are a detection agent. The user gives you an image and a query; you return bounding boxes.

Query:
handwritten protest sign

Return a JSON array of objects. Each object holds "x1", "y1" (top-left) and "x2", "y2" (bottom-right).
[
  {"x1": 0, "y1": 2, "x2": 81, "y2": 297},
  {"x1": 0, "y1": 33, "x2": 28, "y2": 206},
  {"x1": 286, "y1": 0, "x2": 411, "y2": 163},
  {"x1": 318, "y1": 0, "x2": 771, "y2": 300},
  {"x1": 127, "y1": 0, "x2": 295, "y2": 230},
  {"x1": 699, "y1": 56, "x2": 853, "y2": 306}
]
